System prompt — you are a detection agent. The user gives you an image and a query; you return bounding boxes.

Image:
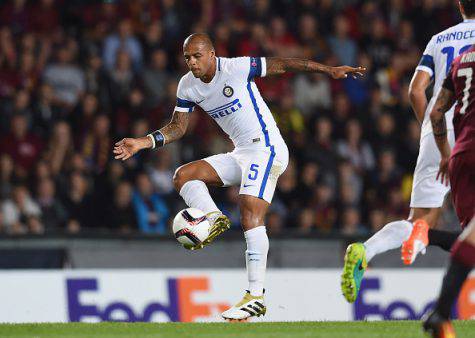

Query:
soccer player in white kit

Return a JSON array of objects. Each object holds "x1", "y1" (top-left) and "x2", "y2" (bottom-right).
[
  {"x1": 341, "y1": 0, "x2": 475, "y2": 304},
  {"x1": 114, "y1": 33, "x2": 365, "y2": 320}
]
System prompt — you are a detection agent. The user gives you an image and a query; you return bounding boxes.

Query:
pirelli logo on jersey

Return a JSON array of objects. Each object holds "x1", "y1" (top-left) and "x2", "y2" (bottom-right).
[{"x1": 206, "y1": 99, "x2": 242, "y2": 119}]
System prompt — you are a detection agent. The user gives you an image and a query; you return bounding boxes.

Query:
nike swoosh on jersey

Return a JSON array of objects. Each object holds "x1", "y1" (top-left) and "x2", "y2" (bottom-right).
[{"x1": 243, "y1": 184, "x2": 255, "y2": 188}]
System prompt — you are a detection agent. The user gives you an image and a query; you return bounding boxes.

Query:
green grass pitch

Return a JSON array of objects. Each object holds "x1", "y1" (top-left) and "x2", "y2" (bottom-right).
[{"x1": 0, "y1": 321, "x2": 474, "y2": 338}]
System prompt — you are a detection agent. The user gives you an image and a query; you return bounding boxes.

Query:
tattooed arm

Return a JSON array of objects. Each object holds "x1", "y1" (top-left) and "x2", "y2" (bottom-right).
[
  {"x1": 265, "y1": 57, "x2": 366, "y2": 79},
  {"x1": 430, "y1": 87, "x2": 455, "y2": 156},
  {"x1": 158, "y1": 110, "x2": 189, "y2": 144},
  {"x1": 430, "y1": 87, "x2": 455, "y2": 184},
  {"x1": 113, "y1": 110, "x2": 189, "y2": 161}
]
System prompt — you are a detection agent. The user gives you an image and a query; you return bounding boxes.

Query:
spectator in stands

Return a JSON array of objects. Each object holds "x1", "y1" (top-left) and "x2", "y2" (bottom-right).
[
  {"x1": 298, "y1": 208, "x2": 317, "y2": 233},
  {"x1": 336, "y1": 119, "x2": 375, "y2": 174},
  {"x1": 83, "y1": 52, "x2": 108, "y2": 104},
  {"x1": 368, "y1": 209, "x2": 386, "y2": 233},
  {"x1": 369, "y1": 149, "x2": 403, "y2": 204},
  {"x1": 44, "y1": 121, "x2": 74, "y2": 176},
  {"x1": 43, "y1": 44, "x2": 85, "y2": 109},
  {"x1": 328, "y1": 14, "x2": 357, "y2": 66},
  {"x1": 371, "y1": 113, "x2": 398, "y2": 155},
  {"x1": 266, "y1": 210, "x2": 284, "y2": 235},
  {"x1": 108, "y1": 181, "x2": 137, "y2": 233},
  {"x1": 115, "y1": 88, "x2": 147, "y2": 138},
  {"x1": 274, "y1": 160, "x2": 298, "y2": 219},
  {"x1": 142, "y1": 21, "x2": 166, "y2": 60},
  {"x1": 293, "y1": 73, "x2": 332, "y2": 115},
  {"x1": 313, "y1": 184, "x2": 337, "y2": 233},
  {"x1": 1, "y1": 184, "x2": 42, "y2": 234},
  {"x1": 63, "y1": 172, "x2": 94, "y2": 233},
  {"x1": 340, "y1": 207, "x2": 366, "y2": 236},
  {"x1": 297, "y1": 162, "x2": 320, "y2": 206},
  {"x1": 274, "y1": 94, "x2": 305, "y2": 137},
  {"x1": 0, "y1": 154, "x2": 14, "y2": 200},
  {"x1": 30, "y1": 0, "x2": 59, "y2": 36},
  {"x1": 103, "y1": 18, "x2": 143, "y2": 71},
  {"x1": 0, "y1": 89, "x2": 32, "y2": 133},
  {"x1": 0, "y1": 113, "x2": 43, "y2": 176},
  {"x1": 34, "y1": 160, "x2": 52, "y2": 184},
  {"x1": 362, "y1": 17, "x2": 394, "y2": 70},
  {"x1": 106, "y1": 50, "x2": 139, "y2": 109},
  {"x1": 0, "y1": 0, "x2": 30, "y2": 34},
  {"x1": 36, "y1": 178, "x2": 67, "y2": 232},
  {"x1": 32, "y1": 84, "x2": 61, "y2": 137},
  {"x1": 268, "y1": 16, "x2": 299, "y2": 58},
  {"x1": 305, "y1": 116, "x2": 338, "y2": 177},
  {"x1": 80, "y1": 114, "x2": 111, "y2": 174},
  {"x1": 147, "y1": 149, "x2": 174, "y2": 195},
  {"x1": 142, "y1": 49, "x2": 170, "y2": 109},
  {"x1": 297, "y1": 14, "x2": 329, "y2": 60},
  {"x1": 132, "y1": 173, "x2": 169, "y2": 234}
]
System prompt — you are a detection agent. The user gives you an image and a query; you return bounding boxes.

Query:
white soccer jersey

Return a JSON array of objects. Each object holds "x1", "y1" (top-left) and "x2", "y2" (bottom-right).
[
  {"x1": 417, "y1": 19, "x2": 475, "y2": 137},
  {"x1": 174, "y1": 56, "x2": 283, "y2": 148}
]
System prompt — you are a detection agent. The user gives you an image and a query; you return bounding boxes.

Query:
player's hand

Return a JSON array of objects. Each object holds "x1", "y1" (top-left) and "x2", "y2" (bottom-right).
[
  {"x1": 330, "y1": 66, "x2": 367, "y2": 80},
  {"x1": 436, "y1": 156, "x2": 450, "y2": 186},
  {"x1": 113, "y1": 138, "x2": 144, "y2": 161}
]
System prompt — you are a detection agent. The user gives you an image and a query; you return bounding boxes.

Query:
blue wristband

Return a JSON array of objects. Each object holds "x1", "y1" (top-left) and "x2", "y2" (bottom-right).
[{"x1": 148, "y1": 130, "x2": 165, "y2": 149}]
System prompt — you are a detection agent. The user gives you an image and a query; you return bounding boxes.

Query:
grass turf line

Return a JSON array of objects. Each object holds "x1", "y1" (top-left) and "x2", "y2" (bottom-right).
[{"x1": 0, "y1": 321, "x2": 473, "y2": 338}]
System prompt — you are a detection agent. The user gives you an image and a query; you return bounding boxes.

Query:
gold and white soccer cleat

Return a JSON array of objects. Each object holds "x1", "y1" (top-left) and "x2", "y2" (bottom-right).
[
  {"x1": 222, "y1": 291, "x2": 266, "y2": 321},
  {"x1": 184, "y1": 212, "x2": 231, "y2": 250}
]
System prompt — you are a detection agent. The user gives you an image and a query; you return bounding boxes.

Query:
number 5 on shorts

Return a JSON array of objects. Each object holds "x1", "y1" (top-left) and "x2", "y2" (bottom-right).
[{"x1": 248, "y1": 164, "x2": 259, "y2": 180}]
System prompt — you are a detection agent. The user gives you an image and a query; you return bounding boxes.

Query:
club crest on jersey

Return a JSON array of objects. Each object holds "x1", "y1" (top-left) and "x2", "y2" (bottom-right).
[{"x1": 223, "y1": 85, "x2": 234, "y2": 97}]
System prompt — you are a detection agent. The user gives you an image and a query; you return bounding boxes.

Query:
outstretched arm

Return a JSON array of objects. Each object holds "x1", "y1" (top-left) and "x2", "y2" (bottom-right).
[
  {"x1": 114, "y1": 110, "x2": 189, "y2": 161},
  {"x1": 430, "y1": 87, "x2": 455, "y2": 185},
  {"x1": 265, "y1": 57, "x2": 366, "y2": 79}
]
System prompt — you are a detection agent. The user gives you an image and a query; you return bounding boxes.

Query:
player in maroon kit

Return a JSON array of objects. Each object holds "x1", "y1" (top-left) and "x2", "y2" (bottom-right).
[{"x1": 423, "y1": 46, "x2": 475, "y2": 338}]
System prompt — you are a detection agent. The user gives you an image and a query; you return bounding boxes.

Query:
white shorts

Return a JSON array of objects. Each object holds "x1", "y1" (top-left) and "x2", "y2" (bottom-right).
[
  {"x1": 410, "y1": 130, "x2": 455, "y2": 208},
  {"x1": 204, "y1": 138, "x2": 289, "y2": 203}
]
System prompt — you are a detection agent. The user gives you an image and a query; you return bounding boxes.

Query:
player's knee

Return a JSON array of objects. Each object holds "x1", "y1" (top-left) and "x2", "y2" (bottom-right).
[
  {"x1": 173, "y1": 166, "x2": 190, "y2": 192},
  {"x1": 240, "y1": 211, "x2": 263, "y2": 230}
]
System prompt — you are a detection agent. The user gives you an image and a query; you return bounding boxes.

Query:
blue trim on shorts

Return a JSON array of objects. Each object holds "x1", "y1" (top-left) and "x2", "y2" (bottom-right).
[
  {"x1": 246, "y1": 70, "x2": 274, "y2": 199},
  {"x1": 259, "y1": 146, "x2": 276, "y2": 198}
]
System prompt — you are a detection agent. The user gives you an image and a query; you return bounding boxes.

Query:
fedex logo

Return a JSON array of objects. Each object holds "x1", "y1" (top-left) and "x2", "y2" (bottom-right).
[
  {"x1": 67, "y1": 277, "x2": 229, "y2": 322},
  {"x1": 354, "y1": 277, "x2": 475, "y2": 320}
]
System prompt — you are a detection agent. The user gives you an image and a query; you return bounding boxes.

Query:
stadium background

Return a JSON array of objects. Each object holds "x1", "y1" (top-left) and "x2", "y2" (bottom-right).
[
  {"x1": 1, "y1": 0, "x2": 474, "y2": 326},
  {"x1": 0, "y1": 0, "x2": 462, "y2": 237}
]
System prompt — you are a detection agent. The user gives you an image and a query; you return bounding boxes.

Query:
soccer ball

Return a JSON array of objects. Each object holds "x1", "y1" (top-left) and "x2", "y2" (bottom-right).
[{"x1": 172, "y1": 208, "x2": 210, "y2": 246}]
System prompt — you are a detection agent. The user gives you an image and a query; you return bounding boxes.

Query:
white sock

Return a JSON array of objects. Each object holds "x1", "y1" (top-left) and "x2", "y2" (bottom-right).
[
  {"x1": 364, "y1": 220, "x2": 413, "y2": 262},
  {"x1": 245, "y1": 226, "x2": 269, "y2": 297},
  {"x1": 179, "y1": 180, "x2": 219, "y2": 214}
]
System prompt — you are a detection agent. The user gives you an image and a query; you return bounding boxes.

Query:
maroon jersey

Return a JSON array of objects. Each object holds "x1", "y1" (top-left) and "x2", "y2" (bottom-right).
[{"x1": 443, "y1": 45, "x2": 475, "y2": 157}]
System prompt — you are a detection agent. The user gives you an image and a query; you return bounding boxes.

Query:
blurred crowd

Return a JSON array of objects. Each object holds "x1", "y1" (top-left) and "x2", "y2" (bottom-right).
[{"x1": 0, "y1": 0, "x2": 462, "y2": 236}]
